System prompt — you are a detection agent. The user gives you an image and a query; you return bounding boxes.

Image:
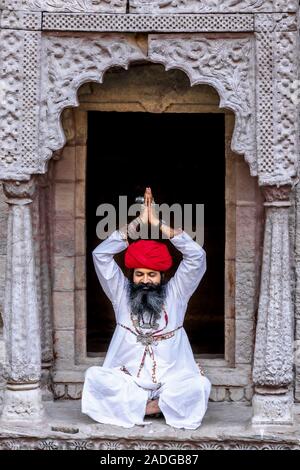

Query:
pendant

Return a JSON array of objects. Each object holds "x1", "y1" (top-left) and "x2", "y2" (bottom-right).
[{"x1": 136, "y1": 334, "x2": 154, "y2": 346}]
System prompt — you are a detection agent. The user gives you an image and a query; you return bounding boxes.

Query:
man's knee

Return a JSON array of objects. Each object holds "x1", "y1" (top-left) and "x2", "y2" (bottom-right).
[{"x1": 160, "y1": 374, "x2": 209, "y2": 398}]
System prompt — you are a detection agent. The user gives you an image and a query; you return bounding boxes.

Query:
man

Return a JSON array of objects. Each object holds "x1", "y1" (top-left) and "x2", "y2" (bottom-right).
[{"x1": 82, "y1": 188, "x2": 211, "y2": 429}]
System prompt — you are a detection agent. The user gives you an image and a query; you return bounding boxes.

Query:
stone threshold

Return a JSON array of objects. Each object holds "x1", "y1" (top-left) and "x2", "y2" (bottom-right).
[{"x1": 0, "y1": 401, "x2": 300, "y2": 450}]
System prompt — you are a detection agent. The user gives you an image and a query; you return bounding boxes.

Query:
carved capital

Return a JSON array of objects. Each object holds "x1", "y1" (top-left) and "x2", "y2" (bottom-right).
[
  {"x1": 3, "y1": 362, "x2": 41, "y2": 385},
  {"x1": 261, "y1": 184, "x2": 292, "y2": 205},
  {"x1": 3, "y1": 178, "x2": 37, "y2": 203}
]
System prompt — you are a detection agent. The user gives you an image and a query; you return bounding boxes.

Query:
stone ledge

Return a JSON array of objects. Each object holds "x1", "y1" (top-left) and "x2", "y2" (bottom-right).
[{"x1": 0, "y1": 401, "x2": 299, "y2": 449}]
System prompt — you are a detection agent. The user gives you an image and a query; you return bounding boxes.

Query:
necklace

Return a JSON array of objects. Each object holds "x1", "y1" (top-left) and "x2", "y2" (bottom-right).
[
  {"x1": 117, "y1": 308, "x2": 183, "y2": 383},
  {"x1": 132, "y1": 310, "x2": 161, "y2": 331}
]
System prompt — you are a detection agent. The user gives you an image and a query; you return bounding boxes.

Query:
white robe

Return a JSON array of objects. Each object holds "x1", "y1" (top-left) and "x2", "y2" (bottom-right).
[{"x1": 81, "y1": 229, "x2": 211, "y2": 429}]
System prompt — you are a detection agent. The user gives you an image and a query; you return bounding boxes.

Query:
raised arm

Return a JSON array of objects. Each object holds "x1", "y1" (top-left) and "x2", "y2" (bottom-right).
[
  {"x1": 168, "y1": 230, "x2": 206, "y2": 301},
  {"x1": 92, "y1": 206, "x2": 148, "y2": 310},
  {"x1": 92, "y1": 229, "x2": 128, "y2": 309}
]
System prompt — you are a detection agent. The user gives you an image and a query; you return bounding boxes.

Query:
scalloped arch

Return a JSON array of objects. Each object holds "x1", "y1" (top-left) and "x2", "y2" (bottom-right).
[{"x1": 39, "y1": 33, "x2": 256, "y2": 175}]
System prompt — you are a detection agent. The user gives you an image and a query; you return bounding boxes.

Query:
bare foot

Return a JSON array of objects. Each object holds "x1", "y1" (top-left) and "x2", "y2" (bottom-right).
[{"x1": 145, "y1": 399, "x2": 160, "y2": 415}]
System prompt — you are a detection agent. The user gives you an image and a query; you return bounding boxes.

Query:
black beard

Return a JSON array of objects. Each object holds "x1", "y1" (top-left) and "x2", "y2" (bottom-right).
[{"x1": 127, "y1": 280, "x2": 167, "y2": 330}]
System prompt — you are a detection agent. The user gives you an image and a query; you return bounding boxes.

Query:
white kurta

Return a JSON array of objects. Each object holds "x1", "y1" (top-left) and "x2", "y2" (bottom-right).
[{"x1": 81, "y1": 229, "x2": 211, "y2": 429}]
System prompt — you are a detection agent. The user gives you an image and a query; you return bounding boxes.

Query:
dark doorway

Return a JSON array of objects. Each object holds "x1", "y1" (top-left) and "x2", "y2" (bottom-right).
[{"x1": 86, "y1": 111, "x2": 225, "y2": 356}]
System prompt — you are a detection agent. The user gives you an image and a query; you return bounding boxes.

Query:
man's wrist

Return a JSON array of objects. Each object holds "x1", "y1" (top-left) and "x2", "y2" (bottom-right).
[
  {"x1": 119, "y1": 225, "x2": 129, "y2": 244},
  {"x1": 127, "y1": 216, "x2": 143, "y2": 238},
  {"x1": 158, "y1": 219, "x2": 167, "y2": 229}
]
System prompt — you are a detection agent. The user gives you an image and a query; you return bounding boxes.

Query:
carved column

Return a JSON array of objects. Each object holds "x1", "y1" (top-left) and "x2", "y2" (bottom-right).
[
  {"x1": 252, "y1": 185, "x2": 294, "y2": 425},
  {"x1": 1, "y1": 178, "x2": 44, "y2": 423},
  {"x1": 32, "y1": 175, "x2": 54, "y2": 401}
]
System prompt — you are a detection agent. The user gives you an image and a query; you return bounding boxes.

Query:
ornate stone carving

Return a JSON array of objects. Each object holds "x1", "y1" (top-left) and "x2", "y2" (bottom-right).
[
  {"x1": 253, "y1": 188, "x2": 293, "y2": 386},
  {"x1": 255, "y1": 12, "x2": 298, "y2": 32},
  {"x1": 0, "y1": 0, "x2": 298, "y2": 429},
  {"x1": 0, "y1": 436, "x2": 299, "y2": 450},
  {"x1": 20, "y1": 31, "x2": 42, "y2": 174},
  {"x1": 38, "y1": 34, "x2": 146, "y2": 172},
  {"x1": 0, "y1": 177, "x2": 45, "y2": 422},
  {"x1": 255, "y1": 29, "x2": 275, "y2": 184},
  {"x1": 2, "y1": 178, "x2": 41, "y2": 384},
  {"x1": 262, "y1": 184, "x2": 293, "y2": 202},
  {"x1": 129, "y1": 0, "x2": 298, "y2": 14},
  {"x1": 0, "y1": 18, "x2": 298, "y2": 187},
  {"x1": 252, "y1": 184, "x2": 294, "y2": 424},
  {"x1": 0, "y1": 29, "x2": 41, "y2": 179},
  {"x1": 37, "y1": 33, "x2": 258, "y2": 177},
  {"x1": 0, "y1": 0, "x2": 127, "y2": 13},
  {"x1": 1, "y1": 0, "x2": 298, "y2": 12},
  {"x1": 148, "y1": 34, "x2": 257, "y2": 176},
  {"x1": 252, "y1": 391, "x2": 294, "y2": 425},
  {"x1": 1, "y1": 386, "x2": 45, "y2": 422},
  {"x1": 2, "y1": 362, "x2": 40, "y2": 383},
  {"x1": 0, "y1": 10, "x2": 42, "y2": 30},
  {"x1": 2, "y1": 178, "x2": 35, "y2": 201},
  {"x1": 42, "y1": 13, "x2": 255, "y2": 32},
  {"x1": 255, "y1": 16, "x2": 299, "y2": 187},
  {"x1": 273, "y1": 31, "x2": 299, "y2": 186},
  {"x1": 0, "y1": 29, "x2": 23, "y2": 173}
]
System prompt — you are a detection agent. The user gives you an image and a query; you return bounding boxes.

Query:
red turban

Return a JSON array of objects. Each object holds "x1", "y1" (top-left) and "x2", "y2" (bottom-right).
[{"x1": 125, "y1": 240, "x2": 173, "y2": 271}]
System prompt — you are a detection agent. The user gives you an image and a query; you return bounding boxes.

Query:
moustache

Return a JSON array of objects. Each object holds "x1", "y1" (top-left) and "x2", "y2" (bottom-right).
[{"x1": 139, "y1": 283, "x2": 159, "y2": 291}]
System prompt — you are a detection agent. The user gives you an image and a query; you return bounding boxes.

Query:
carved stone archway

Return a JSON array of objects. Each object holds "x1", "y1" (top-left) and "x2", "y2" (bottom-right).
[
  {"x1": 0, "y1": 2, "x2": 299, "y2": 430},
  {"x1": 39, "y1": 33, "x2": 256, "y2": 176}
]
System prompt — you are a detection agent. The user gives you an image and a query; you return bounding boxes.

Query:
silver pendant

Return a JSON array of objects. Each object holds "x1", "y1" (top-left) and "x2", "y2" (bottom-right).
[{"x1": 136, "y1": 334, "x2": 154, "y2": 346}]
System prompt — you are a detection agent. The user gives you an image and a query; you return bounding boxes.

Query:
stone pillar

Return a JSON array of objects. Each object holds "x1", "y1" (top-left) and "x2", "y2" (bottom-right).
[
  {"x1": 0, "y1": 178, "x2": 44, "y2": 423},
  {"x1": 252, "y1": 184, "x2": 294, "y2": 425},
  {"x1": 33, "y1": 175, "x2": 54, "y2": 401}
]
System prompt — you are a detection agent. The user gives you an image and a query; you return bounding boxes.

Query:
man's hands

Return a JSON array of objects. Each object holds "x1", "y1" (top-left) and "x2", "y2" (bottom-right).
[
  {"x1": 140, "y1": 187, "x2": 159, "y2": 227},
  {"x1": 137, "y1": 186, "x2": 181, "y2": 239}
]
